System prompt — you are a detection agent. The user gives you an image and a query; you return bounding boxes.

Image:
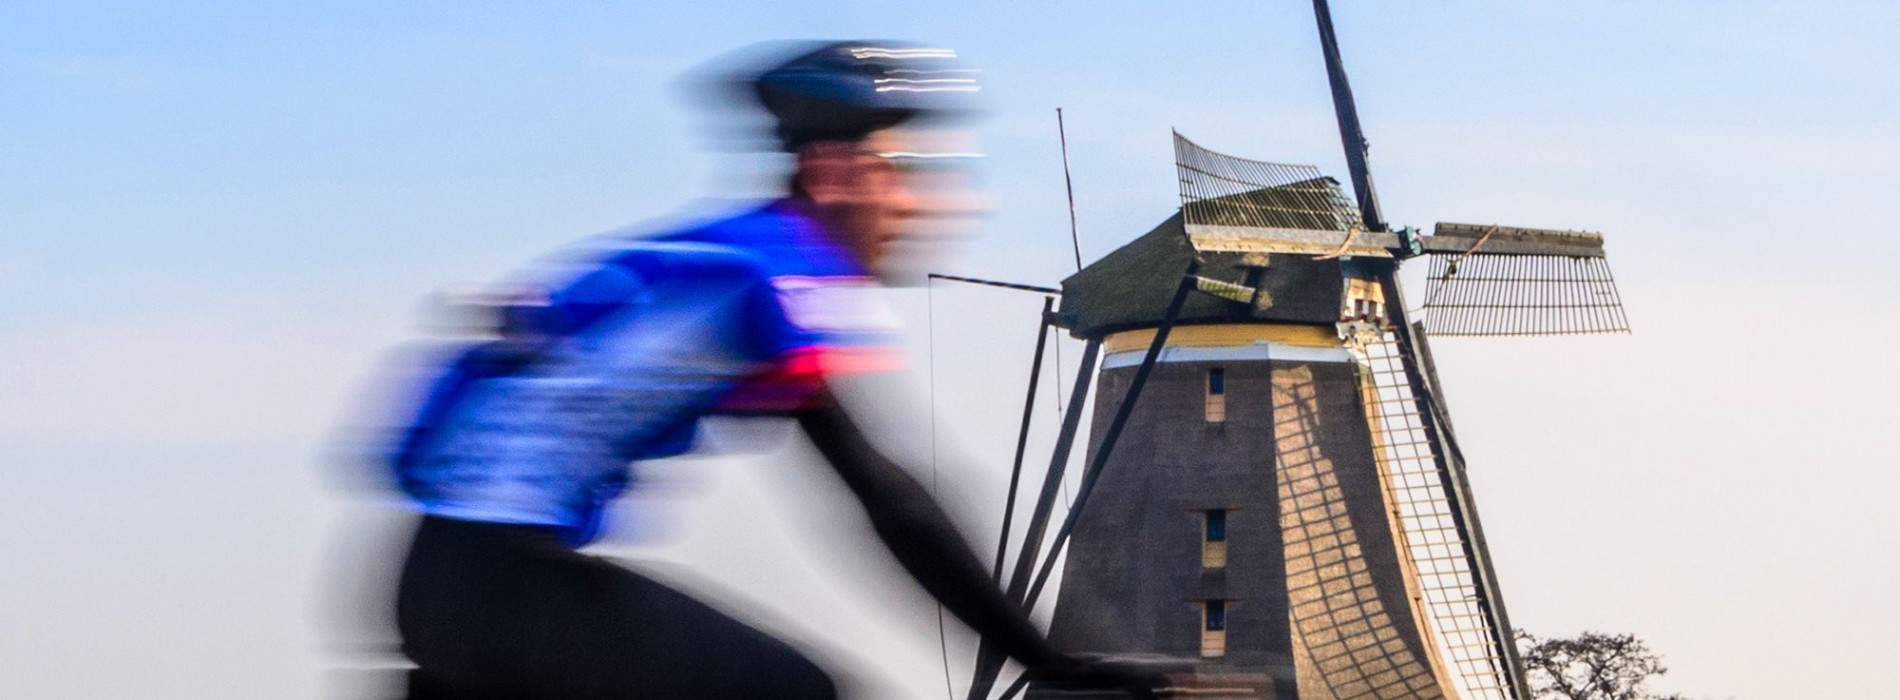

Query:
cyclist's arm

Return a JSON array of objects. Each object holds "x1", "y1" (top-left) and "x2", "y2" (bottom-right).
[{"x1": 795, "y1": 389, "x2": 1064, "y2": 670}]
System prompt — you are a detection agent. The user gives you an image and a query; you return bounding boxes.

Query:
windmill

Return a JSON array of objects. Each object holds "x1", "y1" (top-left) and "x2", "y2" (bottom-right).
[{"x1": 946, "y1": 1, "x2": 1630, "y2": 699}]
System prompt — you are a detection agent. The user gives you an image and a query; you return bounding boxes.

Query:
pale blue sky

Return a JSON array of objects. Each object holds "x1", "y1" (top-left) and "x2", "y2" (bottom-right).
[{"x1": 3, "y1": 2, "x2": 1896, "y2": 699}]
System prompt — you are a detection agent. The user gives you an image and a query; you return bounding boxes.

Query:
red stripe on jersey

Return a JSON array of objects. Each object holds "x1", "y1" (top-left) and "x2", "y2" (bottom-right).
[{"x1": 714, "y1": 345, "x2": 906, "y2": 412}]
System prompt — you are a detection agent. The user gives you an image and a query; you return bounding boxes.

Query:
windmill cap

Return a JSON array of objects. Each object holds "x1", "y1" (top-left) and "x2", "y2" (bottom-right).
[{"x1": 750, "y1": 41, "x2": 981, "y2": 149}]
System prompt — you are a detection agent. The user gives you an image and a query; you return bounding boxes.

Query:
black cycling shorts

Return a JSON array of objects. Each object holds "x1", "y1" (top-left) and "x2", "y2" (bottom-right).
[{"x1": 397, "y1": 515, "x2": 838, "y2": 699}]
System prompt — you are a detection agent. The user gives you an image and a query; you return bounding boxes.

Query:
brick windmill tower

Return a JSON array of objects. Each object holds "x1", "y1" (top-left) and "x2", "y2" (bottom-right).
[{"x1": 959, "y1": 3, "x2": 1630, "y2": 700}]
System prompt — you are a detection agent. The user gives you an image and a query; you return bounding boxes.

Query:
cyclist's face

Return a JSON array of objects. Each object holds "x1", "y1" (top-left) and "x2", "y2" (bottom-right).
[
  {"x1": 800, "y1": 129, "x2": 981, "y2": 273},
  {"x1": 836, "y1": 129, "x2": 916, "y2": 268}
]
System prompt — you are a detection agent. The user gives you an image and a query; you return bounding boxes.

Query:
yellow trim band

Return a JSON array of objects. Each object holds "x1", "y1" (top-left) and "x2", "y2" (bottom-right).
[{"x1": 1102, "y1": 324, "x2": 1343, "y2": 355}]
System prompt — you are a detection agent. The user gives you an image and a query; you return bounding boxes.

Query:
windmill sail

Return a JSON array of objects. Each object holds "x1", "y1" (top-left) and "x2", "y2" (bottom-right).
[
  {"x1": 1357, "y1": 328, "x2": 1524, "y2": 700},
  {"x1": 1176, "y1": 133, "x2": 1362, "y2": 234},
  {"x1": 1173, "y1": 133, "x2": 1399, "y2": 259},
  {"x1": 1420, "y1": 223, "x2": 1631, "y2": 337}
]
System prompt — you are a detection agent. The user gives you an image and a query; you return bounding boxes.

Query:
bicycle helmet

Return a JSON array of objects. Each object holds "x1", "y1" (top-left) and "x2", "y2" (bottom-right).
[{"x1": 750, "y1": 40, "x2": 979, "y2": 149}]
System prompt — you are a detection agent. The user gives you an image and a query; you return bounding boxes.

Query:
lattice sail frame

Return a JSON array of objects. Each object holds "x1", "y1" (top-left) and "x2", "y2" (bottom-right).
[
  {"x1": 1421, "y1": 223, "x2": 1631, "y2": 337},
  {"x1": 1357, "y1": 332, "x2": 1520, "y2": 700},
  {"x1": 1175, "y1": 132, "x2": 1362, "y2": 232},
  {"x1": 1423, "y1": 254, "x2": 1629, "y2": 337}
]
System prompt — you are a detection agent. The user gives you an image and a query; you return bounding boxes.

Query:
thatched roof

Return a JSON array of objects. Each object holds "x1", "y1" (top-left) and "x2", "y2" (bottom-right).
[{"x1": 1056, "y1": 212, "x2": 1349, "y2": 339}]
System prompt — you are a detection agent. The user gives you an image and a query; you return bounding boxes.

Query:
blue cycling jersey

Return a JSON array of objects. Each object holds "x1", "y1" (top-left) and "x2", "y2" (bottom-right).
[{"x1": 390, "y1": 200, "x2": 903, "y2": 545}]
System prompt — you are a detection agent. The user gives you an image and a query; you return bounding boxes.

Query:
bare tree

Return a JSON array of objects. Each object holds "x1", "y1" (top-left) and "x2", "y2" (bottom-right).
[{"x1": 1516, "y1": 630, "x2": 1688, "y2": 700}]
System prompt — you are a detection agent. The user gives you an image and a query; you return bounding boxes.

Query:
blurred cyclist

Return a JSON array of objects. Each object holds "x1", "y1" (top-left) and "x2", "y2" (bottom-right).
[{"x1": 384, "y1": 41, "x2": 1155, "y2": 699}]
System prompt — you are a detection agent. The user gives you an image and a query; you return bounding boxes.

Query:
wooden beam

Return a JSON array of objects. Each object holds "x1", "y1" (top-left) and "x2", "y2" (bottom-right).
[
  {"x1": 1422, "y1": 222, "x2": 1608, "y2": 258},
  {"x1": 1186, "y1": 224, "x2": 1398, "y2": 258}
]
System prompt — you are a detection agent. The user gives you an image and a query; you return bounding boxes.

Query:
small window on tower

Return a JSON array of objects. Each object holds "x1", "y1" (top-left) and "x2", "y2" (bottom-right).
[
  {"x1": 1205, "y1": 368, "x2": 1227, "y2": 423},
  {"x1": 1203, "y1": 509, "x2": 1228, "y2": 568},
  {"x1": 1205, "y1": 600, "x2": 1227, "y2": 630},
  {"x1": 1201, "y1": 600, "x2": 1228, "y2": 657}
]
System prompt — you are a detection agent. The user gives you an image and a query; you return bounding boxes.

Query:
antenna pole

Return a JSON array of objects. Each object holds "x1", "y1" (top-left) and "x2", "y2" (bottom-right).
[
  {"x1": 1312, "y1": 0, "x2": 1387, "y2": 231},
  {"x1": 1058, "y1": 108, "x2": 1085, "y2": 270}
]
